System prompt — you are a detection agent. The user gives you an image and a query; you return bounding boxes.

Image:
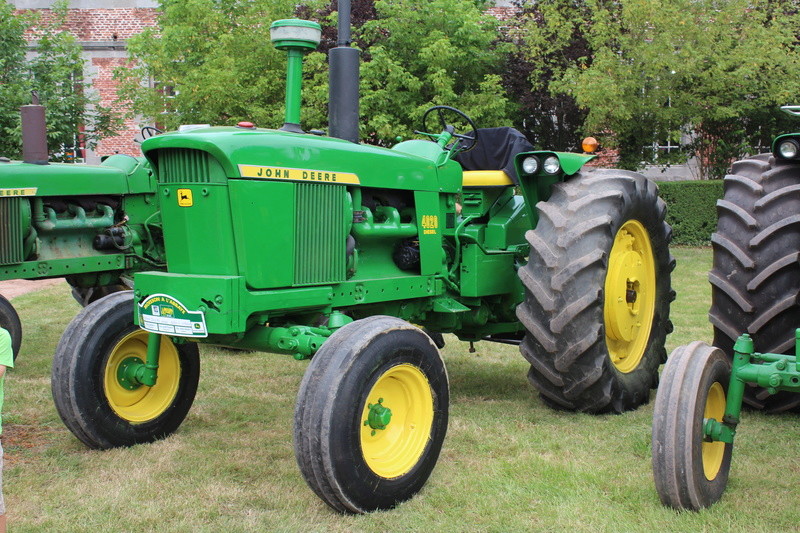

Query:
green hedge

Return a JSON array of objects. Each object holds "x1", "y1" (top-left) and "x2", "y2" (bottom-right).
[{"x1": 656, "y1": 180, "x2": 724, "y2": 245}]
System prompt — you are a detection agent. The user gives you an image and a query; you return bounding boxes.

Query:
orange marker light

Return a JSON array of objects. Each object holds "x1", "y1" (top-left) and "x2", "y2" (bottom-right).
[{"x1": 582, "y1": 136, "x2": 599, "y2": 153}]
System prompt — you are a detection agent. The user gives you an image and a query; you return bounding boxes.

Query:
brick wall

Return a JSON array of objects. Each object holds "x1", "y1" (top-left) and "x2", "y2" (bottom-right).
[
  {"x1": 91, "y1": 56, "x2": 141, "y2": 156},
  {"x1": 17, "y1": 6, "x2": 158, "y2": 161},
  {"x1": 20, "y1": 8, "x2": 157, "y2": 40}
]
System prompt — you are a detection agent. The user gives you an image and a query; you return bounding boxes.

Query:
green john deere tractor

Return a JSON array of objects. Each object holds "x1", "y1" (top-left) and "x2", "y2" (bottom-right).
[
  {"x1": 49, "y1": 13, "x2": 673, "y2": 513},
  {"x1": 0, "y1": 102, "x2": 165, "y2": 359},
  {"x1": 652, "y1": 105, "x2": 800, "y2": 510}
]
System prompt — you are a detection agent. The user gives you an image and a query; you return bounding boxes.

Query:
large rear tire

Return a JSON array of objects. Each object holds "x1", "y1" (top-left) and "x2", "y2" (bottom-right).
[
  {"x1": 294, "y1": 316, "x2": 449, "y2": 513},
  {"x1": 652, "y1": 342, "x2": 733, "y2": 510},
  {"x1": 709, "y1": 155, "x2": 800, "y2": 411},
  {"x1": 516, "y1": 169, "x2": 674, "y2": 413},
  {"x1": 0, "y1": 296, "x2": 21, "y2": 361},
  {"x1": 51, "y1": 291, "x2": 200, "y2": 449}
]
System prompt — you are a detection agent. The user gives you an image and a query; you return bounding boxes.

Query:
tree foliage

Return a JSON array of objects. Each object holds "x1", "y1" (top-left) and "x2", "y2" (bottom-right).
[
  {"x1": 118, "y1": 0, "x2": 511, "y2": 143},
  {"x1": 500, "y1": 0, "x2": 590, "y2": 151},
  {"x1": 523, "y1": 0, "x2": 800, "y2": 177},
  {"x1": 0, "y1": 1, "x2": 119, "y2": 160},
  {"x1": 116, "y1": 0, "x2": 303, "y2": 131}
]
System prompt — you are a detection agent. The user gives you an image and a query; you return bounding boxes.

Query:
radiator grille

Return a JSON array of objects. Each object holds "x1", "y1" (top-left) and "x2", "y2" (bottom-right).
[
  {"x1": 157, "y1": 148, "x2": 212, "y2": 183},
  {"x1": 0, "y1": 198, "x2": 25, "y2": 265},
  {"x1": 294, "y1": 183, "x2": 346, "y2": 285}
]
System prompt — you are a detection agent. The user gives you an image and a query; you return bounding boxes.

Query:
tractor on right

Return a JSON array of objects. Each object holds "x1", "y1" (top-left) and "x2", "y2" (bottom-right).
[{"x1": 652, "y1": 106, "x2": 800, "y2": 510}]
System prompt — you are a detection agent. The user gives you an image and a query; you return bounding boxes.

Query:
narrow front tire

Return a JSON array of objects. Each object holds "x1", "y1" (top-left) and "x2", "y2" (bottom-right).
[
  {"x1": 51, "y1": 291, "x2": 200, "y2": 449},
  {"x1": 0, "y1": 296, "x2": 21, "y2": 361},
  {"x1": 294, "y1": 316, "x2": 449, "y2": 513},
  {"x1": 652, "y1": 342, "x2": 733, "y2": 510}
]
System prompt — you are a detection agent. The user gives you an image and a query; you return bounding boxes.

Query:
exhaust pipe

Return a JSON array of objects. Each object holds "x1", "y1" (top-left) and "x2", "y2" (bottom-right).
[
  {"x1": 328, "y1": 0, "x2": 360, "y2": 143},
  {"x1": 21, "y1": 92, "x2": 48, "y2": 165}
]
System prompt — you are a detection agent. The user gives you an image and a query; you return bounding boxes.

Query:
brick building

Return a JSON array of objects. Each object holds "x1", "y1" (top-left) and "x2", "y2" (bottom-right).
[
  {"x1": 11, "y1": 0, "x2": 521, "y2": 164},
  {"x1": 12, "y1": 0, "x2": 159, "y2": 163}
]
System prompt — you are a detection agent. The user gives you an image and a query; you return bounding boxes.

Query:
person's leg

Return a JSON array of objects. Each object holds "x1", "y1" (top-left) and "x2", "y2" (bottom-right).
[{"x1": 0, "y1": 440, "x2": 6, "y2": 533}]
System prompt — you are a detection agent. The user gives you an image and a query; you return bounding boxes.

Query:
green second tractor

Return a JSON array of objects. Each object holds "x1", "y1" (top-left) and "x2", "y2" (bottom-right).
[
  {"x1": 652, "y1": 105, "x2": 800, "y2": 510},
  {"x1": 46, "y1": 14, "x2": 674, "y2": 513},
  {"x1": 0, "y1": 105, "x2": 165, "y2": 359}
]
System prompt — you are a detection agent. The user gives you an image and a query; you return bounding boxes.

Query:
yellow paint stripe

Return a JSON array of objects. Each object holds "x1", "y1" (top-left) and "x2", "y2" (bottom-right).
[
  {"x1": 0, "y1": 187, "x2": 37, "y2": 197},
  {"x1": 238, "y1": 164, "x2": 359, "y2": 185},
  {"x1": 462, "y1": 170, "x2": 513, "y2": 187}
]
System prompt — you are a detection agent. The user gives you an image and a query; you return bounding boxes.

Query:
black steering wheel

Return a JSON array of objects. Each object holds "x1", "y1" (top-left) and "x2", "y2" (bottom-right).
[
  {"x1": 419, "y1": 105, "x2": 478, "y2": 153},
  {"x1": 140, "y1": 126, "x2": 163, "y2": 140}
]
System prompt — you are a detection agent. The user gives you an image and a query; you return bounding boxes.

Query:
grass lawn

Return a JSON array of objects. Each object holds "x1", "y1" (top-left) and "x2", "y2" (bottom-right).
[{"x1": 5, "y1": 246, "x2": 800, "y2": 532}]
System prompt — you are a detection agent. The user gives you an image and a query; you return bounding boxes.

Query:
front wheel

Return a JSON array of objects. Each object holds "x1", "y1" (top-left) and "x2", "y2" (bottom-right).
[
  {"x1": 294, "y1": 316, "x2": 449, "y2": 513},
  {"x1": 652, "y1": 342, "x2": 733, "y2": 510},
  {"x1": 516, "y1": 170, "x2": 674, "y2": 413},
  {"x1": 51, "y1": 291, "x2": 200, "y2": 449},
  {"x1": 0, "y1": 296, "x2": 21, "y2": 361}
]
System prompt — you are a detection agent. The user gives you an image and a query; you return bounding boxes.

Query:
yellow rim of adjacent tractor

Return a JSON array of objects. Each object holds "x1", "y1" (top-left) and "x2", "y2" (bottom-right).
[
  {"x1": 604, "y1": 220, "x2": 657, "y2": 373},
  {"x1": 702, "y1": 382, "x2": 726, "y2": 480},
  {"x1": 103, "y1": 330, "x2": 181, "y2": 423},
  {"x1": 360, "y1": 363, "x2": 435, "y2": 479}
]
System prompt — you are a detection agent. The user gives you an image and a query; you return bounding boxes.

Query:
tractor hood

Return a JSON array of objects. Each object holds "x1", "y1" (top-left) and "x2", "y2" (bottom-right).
[
  {"x1": 0, "y1": 155, "x2": 152, "y2": 196},
  {"x1": 141, "y1": 127, "x2": 461, "y2": 193}
]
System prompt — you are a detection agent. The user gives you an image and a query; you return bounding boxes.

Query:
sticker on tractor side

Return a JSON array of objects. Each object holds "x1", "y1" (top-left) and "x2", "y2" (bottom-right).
[
  {"x1": 138, "y1": 294, "x2": 208, "y2": 338},
  {"x1": 0, "y1": 187, "x2": 37, "y2": 197},
  {"x1": 421, "y1": 214, "x2": 439, "y2": 235},
  {"x1": 177, "y1": 188, "x2": 193, "y2": 207},
  {"x1": 237, "y1": 164, "x2": 360, "y2": 184}
]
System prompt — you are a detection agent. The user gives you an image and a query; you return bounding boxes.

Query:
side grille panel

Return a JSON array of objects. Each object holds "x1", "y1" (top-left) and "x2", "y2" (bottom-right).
[
  {"x1": 157, "y1": 148, "x2": 212, "y2": 184},
  {"x1": 294, "y1": 183, "x2": 346, "y2": 285},
  {"x1": 0, "y1": 198, "x2": 25, "y2": 265}
]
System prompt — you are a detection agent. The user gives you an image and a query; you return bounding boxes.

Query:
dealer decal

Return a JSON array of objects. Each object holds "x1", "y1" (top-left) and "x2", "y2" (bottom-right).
[
  {"x1": 0, "y1": 187, "x2": 37, "y2": 197},
  {"x1": 138, "y1": 294, "x2": 208, "y2": 338},
  {"x1": 238, "y1": 164, "x2": 360, "y2": 184}
]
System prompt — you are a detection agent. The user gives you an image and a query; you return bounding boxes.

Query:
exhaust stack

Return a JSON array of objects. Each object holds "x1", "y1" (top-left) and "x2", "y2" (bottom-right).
[
  {"x1": 328, "y1": 0, "x2": 360, "y2": 143},
  {"x1": 21, "y1": 92, "x2": 49, "y2": 165}
]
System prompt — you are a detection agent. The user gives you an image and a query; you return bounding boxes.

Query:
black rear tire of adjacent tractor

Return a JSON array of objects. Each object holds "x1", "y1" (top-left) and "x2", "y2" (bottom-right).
[
  {"x1": 652, "y1": 342, "x2": 733, "y2": 511},
  {"x1": 51, "y1": 291, "x2": 200, "y2": 449},
  {"x1": 294, "y1": 316, "x2": 449, "y2": 513},
  {"x1": 0, "y1": 296, "x2": 21, "y2": 361},
  {"x1": 709, "y1": 155, "x2": 800, "y2": 412},
  {"x1": 516, "y1": 169, "x2": 674, "y2": 413}
]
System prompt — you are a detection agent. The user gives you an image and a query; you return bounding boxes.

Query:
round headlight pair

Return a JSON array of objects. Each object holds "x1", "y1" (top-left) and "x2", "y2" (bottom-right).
[
  {"x1": 521, "y1": 155, "x2": 561, "y2": 175},
  {"x1": 778, "y1": 139, "x2": 800, "y2": 159}
]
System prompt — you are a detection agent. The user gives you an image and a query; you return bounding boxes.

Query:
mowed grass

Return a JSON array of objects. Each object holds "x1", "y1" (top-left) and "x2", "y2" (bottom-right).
[{"x1": 6, "y1": 246, "x2": 800, "y2": 532}]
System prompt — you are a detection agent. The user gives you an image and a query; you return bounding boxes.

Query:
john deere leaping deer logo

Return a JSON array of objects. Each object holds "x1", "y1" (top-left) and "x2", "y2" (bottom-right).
[{"x1": 177, "y1": 188, "x2": 193, "y2": 207}]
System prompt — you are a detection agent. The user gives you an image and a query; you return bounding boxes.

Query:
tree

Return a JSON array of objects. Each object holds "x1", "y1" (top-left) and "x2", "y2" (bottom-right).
[
  {"x1": 500, "y1": 0, "x2": 591, "y2": 151},
  {"x1": 353, "y1": 0, "x2": 512, "y2": 143},
  {"x1": 0, "y1": 1, "x2": 120, "y2": 160},
  {"x1": 521, "y1": 0, "x2": 800, "y2": 178},
  {"x1": 116, "y1": 0, "x2": 303, "y2": 132},
  {"x1": 118, "y1": 0, "x2": 512, "y2": 144}
]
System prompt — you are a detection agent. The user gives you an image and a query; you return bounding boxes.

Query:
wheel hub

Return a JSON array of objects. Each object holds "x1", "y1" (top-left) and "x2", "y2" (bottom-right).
[
  {"x1": 360, "y1": 364, "x2": 434, "y2": 479},
  {"x1": 117, "y1": 356, "x2": 145, "y2": 391},
  {"x1": 364, "y1": 398, "x2": 393, "y2": 436},
  {"x1": 103, "y1": 330, "x2": 181, "y2": 423},
  {"x1": 604, "y1": 220, "x2": 657, "y2": 373}
]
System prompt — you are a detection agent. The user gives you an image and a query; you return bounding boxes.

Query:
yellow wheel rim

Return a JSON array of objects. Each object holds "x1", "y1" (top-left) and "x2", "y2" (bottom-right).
[
  {"x1": 103, "y1": 330, "x2": 181, "y2": 423},
  {"x1": 604, "y1": 220, "x2": 657, "y2": 373},
  {"x1": 360, "y1": 363, "x2": 434, "y2": 479},
  {"x1": 702, "y1": 382, "x2": 726, "y2": 480}
]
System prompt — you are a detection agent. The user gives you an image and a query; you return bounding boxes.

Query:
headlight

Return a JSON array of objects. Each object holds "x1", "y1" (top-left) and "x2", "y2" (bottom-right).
[
  {"x1": 778, "y1": 139, "x2": 799, "y2": 159},
  {"x1": 543, "y1": 156, "x2": 561, "y2": 174},
  {"x1": 521, "y1": 156, "x2": 539, "y2": 175}
]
